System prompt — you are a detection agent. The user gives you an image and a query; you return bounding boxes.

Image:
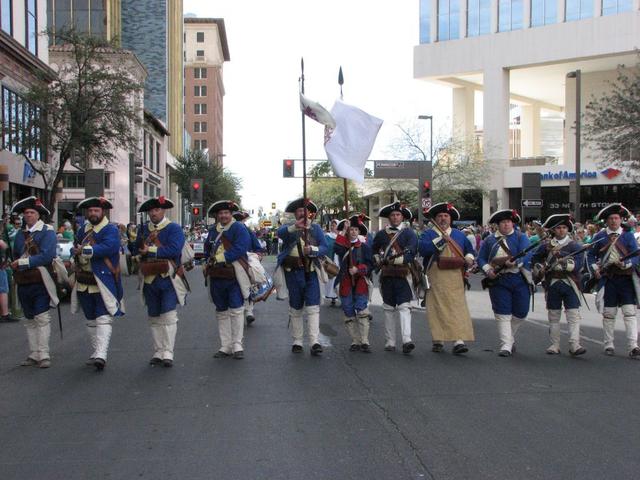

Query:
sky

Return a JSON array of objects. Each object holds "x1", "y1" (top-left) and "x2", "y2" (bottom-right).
[{"x1": 183, "y1": 0, "x2": 452, "y2": 215}]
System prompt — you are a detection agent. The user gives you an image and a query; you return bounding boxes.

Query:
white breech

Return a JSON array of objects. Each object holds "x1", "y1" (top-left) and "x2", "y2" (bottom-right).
[
  {"x1": 149, "y1": 311, "x2": 178, "y2": 360},
  {"x1": 244, "y1": 299, "x2": 254, "y2": 317},
  {"x1": 323, "y1": 276, "x2": 337, "y2": 299},
  {"x1": 565, "y1": 308, "x2": 582, "y2": 351},
  {"x1": 24, "y1": 311, "x2": 51, "y2": 361},
  {"x1": 87, "y1": 315, "x2": 113, "y2": 360},
  {"x1": 383, "y1": 303, "x2": 412, "y2": 347},
  {"x1": 547, "y1": 309, "x2": 562, "y2": 353},
  {"x1": 357, "y1": 309, "x2": 371, "y2": 345},
  {"x1": 305, "y1": 305, "x2": 320, "y2": 346},
  {"x1": 289, "y1": 308, "x2": 304, "y2": 346},
  {"x1": 344, "y1": 317, "x2": 361, "y2": 345},
  {"x1": 621, "y1": 304, "x2": 639, "y2": 352},
  {"x1": 602, "y1": 307, "x2": 617, "y2": 350},
  {"x1": 229, "y1": 307, "x2": 245, "y2": 353},
  {"x1": 216, "y1": 310, "x2": 232, "y2": 354}
]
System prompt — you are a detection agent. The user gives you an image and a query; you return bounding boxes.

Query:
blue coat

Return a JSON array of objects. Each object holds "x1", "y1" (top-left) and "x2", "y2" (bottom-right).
[
  {"x1": 419, "y1": 228, "x2": 475, "y2": 267},
  {"x1": 532, "y1": 237, "x2": 584, "y2": 283},
  {"x1": 136, "y1": 221, "x2": 185, "y2": 265},
  {"x1": 204, "y1": 221, "x2": 251, "y2": 263},
  {"x1": 587, "y1": 229, "x2": 639, "y2": 290},
  {"x1": 371, "y1": 227, "x2": 417, "y2": 265},
  {"x1": 477, "y1": 230, "x2": 532, "y2": 271},
  {"x1": 247, "y1": 227, "x2": 264, "y2": 254},
  {"x1": 76, "y1": 222, "x2": 124, "y2": 307},
  {"x1": 276, "y1": 223, "x2": 328, "y2": 267},
  {"x1": 333, "y1": 237, "x2": 373, "y2": 287},
  {"x1": 12, "y1": 224, "x2": 57, "y2": 270}
]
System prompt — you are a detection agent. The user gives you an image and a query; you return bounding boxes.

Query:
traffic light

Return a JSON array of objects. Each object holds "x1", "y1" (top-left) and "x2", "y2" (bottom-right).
[
  {"x1": 422, "y1": 180, "x2": 431, "y2": 196},
  {"x1": 190, "y1": 178, "x2": 203, "y2": 204},
  {"x1": 283, "y1": 159, "x2": 294, "y2": 178},
  {"x1": 192, "y1": 206, "x2": 201, "y2": 217},
  {"x1": 271, "y1": 202, "x2": 276, "y2": 209}
]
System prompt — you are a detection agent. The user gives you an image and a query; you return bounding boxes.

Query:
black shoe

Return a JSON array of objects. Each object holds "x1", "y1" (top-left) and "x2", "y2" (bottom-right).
[
  {"x1": 85, "y1": 357, "x2": 96, "y2": 366},
  {"x1": 570, "y1": 347, "x2": 587, "y2": 356},
  {"x1": 291, "y1": 345, "x2": 303, "y2": 354},
  {"x1": 349, "y1": 344, "x2": 361, "y2": 352},
  {"x1": 246, "y1": 315, "x2": 255, "y2": 325},
  {"x1": 604, "y1": 347, "x2": 615, "y2": 356},
  {"x1": 629, "y1": 347, "x2": 640, "y2": 358},
  {"x1": 94, "y1": 358, "x2": 106, "y2": 371},
  {"x1": 368, "y1": 314, "x2": 373, "y2": 321},
  {"x1": 0, "y1": 315, "x2": 18, "y2": 323},
  {"x1": 402, "y1": 342, "x2": 415, "y2": 354},
  {"x1": 213, "y1": 351, "x2": 231, "y2": 358},
  {"x1": 233, "y1": 351, "x2": 244, "y2": 360},
  {"x1": 149, "y1": 357, "x2": 162, "y2": 365},
  {"x1": 452, "y1": 344, "x2": 468, "y2": 355},
  {"x1": 432, "y1": 343, "x2": 444, "y2": 353},
  {"x1": 311, "y1": 343, "x2": 323, "y2": 356},
  {"x1": 360, "y1": 344, "x2": 371, "y2": 353},
  {"x1": 384, "y1": 345, "x2": 396, "y2": 352},
  {"x1": 330, "y1": 299, "x2": 336, "y2": 307},
  {"x1": 163, "y1": 359, "x2": 173, "y2": 367},
  {"x1": 498, "y1": 350, "x2": 512, "y2": 357}
]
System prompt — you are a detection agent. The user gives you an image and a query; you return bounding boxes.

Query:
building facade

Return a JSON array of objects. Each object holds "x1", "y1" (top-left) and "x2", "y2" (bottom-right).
[
  {"x1": 184, "y1": 17, "x2": 229, "y2": 166},
  {"x1": 414, "y1": 0, "x2": 640, "y2": 222},
  {"x1": 0, "y1": 0, "x2": 53, "y2": 216}
]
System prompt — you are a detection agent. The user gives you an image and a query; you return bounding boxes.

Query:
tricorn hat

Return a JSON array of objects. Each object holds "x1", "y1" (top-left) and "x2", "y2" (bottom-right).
[
  {"x1": 542, "y1": 213, "x2": 574, "y2": 232},
  {"x1": 427, "y1": 202, "x2": 460, "y2": 221},
  {"x1": 139, "y1": 196, "x2": 174, "y2": 212},
  {"x1": 489, "y1": 209, "x2": 521, "y2": 225},
  {"x1": 208, "y1": 200, "x2": 239, "y2": 217},
  {"x1": 596, "y1": 203, "x2": 630, "y2": 221},
  {"x1": 285, "y1": 197, "x2": 318, "y2": 214},
  {"x1": 232, "y1": 210, "x2": 250, "y2": 221},
  {"x1": 379, "y1": 201, "x2": 412, "y2": 220},
  {"x1": 76, "y1": 196, "x2": 113, "y2": 210},
  {"x1": 11, "y1": 196, "x2": 50, "y2": 216}
]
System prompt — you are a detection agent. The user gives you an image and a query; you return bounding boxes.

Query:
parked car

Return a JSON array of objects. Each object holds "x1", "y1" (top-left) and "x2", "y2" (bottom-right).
[{"x1": 191, "y1": 240, "x2": 205, "y2": 262}]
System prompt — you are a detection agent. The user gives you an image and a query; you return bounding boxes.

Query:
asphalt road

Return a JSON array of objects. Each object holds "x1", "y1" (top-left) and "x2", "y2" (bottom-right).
[{"x1": 1, "y1": 258, "x2": 639, "y2": 480}]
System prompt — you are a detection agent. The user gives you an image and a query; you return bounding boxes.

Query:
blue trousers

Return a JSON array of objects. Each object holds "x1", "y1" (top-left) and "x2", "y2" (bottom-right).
[
  {"x1": 143, "y1": 276, "x2": 178, "y2": 316},
  {"x1": 284, "y1": 269, "x2": 320, "y2": 310},
  {"x1": 380, "y1": 276, "x2": 412, "y2": 307},
  {"x1": 18, "y1": 282, "x2": 50, "y2": 319},
  {"x1": 78, "y1": 291, "x2": 110, "y2": 320},
  {"x1": 546, "y1": 280, "x2": 580, "y2": 310},
  {"x1": 603, "y1": 275, "x2": 637, "y2": 308},
  {"x1": 210, "y1": 277, "x2": 244, "y2": 311},
  {"x1": 489, "y1": 272, "x2": 530, "y2": 318},
  {"x1": 341, "y1": 291, "x2": 368, "y2": 317}
]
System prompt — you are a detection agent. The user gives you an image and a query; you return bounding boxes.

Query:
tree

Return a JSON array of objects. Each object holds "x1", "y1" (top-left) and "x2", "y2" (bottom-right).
[
  {"x1": 379, "y1": 121, "x2": 492, "y2": 213},
  {"x1": 173, "y1": 149, "x2": 242, "y2": 210},
  {"x1": 2, "y1": 29, "x2": 144, "y2": 217},
  {"x1": 583, "y1": 56, "x2": 640, "y2": 172},
  {"x1": 305, "y1": 161, "x2": 370, "y2": 219}
]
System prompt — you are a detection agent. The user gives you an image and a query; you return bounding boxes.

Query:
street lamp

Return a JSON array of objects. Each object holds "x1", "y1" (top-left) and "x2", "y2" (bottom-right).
[
  {"x1": 566, "y1": 70, "x2": 581, "y2": 222},
  {"x1": 418, "y1": 115, "x2": 434, "y2": 227}
]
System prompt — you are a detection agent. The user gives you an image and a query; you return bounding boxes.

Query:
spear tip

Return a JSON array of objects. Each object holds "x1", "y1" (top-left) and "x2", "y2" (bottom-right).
[{"x1": 338, "y1": 66, "x2": 344, "y2": 85}]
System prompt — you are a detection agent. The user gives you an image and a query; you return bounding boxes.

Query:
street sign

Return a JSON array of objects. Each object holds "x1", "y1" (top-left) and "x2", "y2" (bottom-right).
[
  {"x1": 421, "y1": 197, "x2": 432, "y2": 209},
  {"x1": 521, "y1": 199, "x2": 543, "y2": 208},
  {"x1": 261, "y1": 220, "x2": 272, "y2": 227},
  {"x1": 373, "y1": 161, "x2": 424, "y2": 179}
]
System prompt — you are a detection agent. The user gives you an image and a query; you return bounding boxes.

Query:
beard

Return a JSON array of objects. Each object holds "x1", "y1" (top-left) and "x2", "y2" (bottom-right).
[{"x1": 88, "y1": 215, "x2": 103, "y2": 225}]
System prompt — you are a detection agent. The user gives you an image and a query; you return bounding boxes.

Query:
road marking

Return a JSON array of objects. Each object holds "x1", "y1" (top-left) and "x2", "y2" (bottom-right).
[{"x1": 525, "y1": 317, "x2": 604, "y2": 346}]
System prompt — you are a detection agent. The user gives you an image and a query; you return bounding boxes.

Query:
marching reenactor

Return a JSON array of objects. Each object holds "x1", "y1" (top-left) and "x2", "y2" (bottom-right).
[
  {"x1": 419, "y1": 203, "x2": 476, "y2": 355},
  {"x1": 71, "y1": 197, "x2": 124, "y2": 370},
  {"x1": 334, "y1": 217, "x2": 373, "y2": 352},
  {"x1": 372, "y1": 201, "x2": 417, "y2": 354},
  {"x1": 205, "y1": 201, "x2": 251, "y2": 359},
  {"x1": 274, "y1": 198, "x2": 328, "y2": 355},
  {"x1": 232, "y1": 210, "x2": 264, "y2": 325},
  {"x1": 477, "y1": 209, "x2": 533, "y2": 357},
  {"x1": 531, "y1": 214, "x2": 586, "y2": 356},
  {"x1": 10, "y1": 197, "x2": 58, "y2": 368},
  {"x1": 586, "y1": 204, "x2": 640, "y2": 358},
  {"x1": 136, "y1": 197, "x2": 188, "y2": 367}
]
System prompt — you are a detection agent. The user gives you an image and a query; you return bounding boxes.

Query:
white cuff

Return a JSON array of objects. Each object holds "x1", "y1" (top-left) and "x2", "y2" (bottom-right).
[
  {"x1": 287, "y1": 224, "x2": 297, "y2": 233},
  {"x1": 18, "y1": 258, "x2": 30, "y2": 267},
  {"x1": 591, "y1": 263, "x2": 599, "y2": 272},
  {"x1": 465, "y1": 253, "x2": 474, "y2": 261},
  {"x1": 482, "y1": 264, "x2": 492, "y2": 273},
  {"x1": 393, "y1": 256, "x2": 404, "y2": 265}
]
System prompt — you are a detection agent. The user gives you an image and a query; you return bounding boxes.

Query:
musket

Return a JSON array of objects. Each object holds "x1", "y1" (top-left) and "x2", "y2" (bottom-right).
[
  {"x1": 582, "y1": 246, "x2": 640, "y2": 293},
  {"x1": 481, "y1": 234, "x2": 550, "y2": 290},
  {"x1": 373, "y1": 250, "x2": 406, "y2": 274}
]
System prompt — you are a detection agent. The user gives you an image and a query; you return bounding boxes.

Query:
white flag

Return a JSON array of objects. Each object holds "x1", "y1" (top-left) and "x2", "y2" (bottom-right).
[
  {"x1": 299, "y1": 93, "x2": 336, "y2": 129},
  {"x1": 324, "y1": 100, "x2": 383, "y2": 183}
]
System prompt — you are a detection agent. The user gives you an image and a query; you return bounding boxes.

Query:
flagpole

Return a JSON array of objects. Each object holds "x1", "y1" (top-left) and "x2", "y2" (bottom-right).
[
  {"x1": 300, "y1": 58, "x2": 309, "y2": 245},
  {"x1": 338, "y1": 66, "x2": 349, "y2": 220}
]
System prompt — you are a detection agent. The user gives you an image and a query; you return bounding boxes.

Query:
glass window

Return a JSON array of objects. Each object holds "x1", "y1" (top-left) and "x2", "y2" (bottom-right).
[
  {"x1": 1, "y1": 86, "x2": 44, "y2": 160},
  {"x1": 197, "y1": 31, "x2": 204, "y2": 42},
  {"x1": 565, "y1": 0, "x2": 592, "y2": 20},
  {"x1": 26, "y1": 0, "x2": 38, "y2": 55},
  {"x1": 200, "y1": 86, "x2": 207, "y2": 97},
  {"x1": 194, "y1": 86, "x2": 199, "y2": 97},
  {"x1": 90, "y1": 0, "x2": 106, "y2": 38},
  {"x1": 155, "y1": 141, "x2": 160, "y2": 172},
  {"x1": 143, "y1": 131, "x2": 147, "y2": 166},
  {"x1": 602, "y1": 0, "x2": 632, "y2": 15},
  {"x1": 201, "y1": 139, "x2": 207, "y2": 150},
  {"x1": 467, "y1": 0, "x2": 491, "y2": 36},
  {"x1": 55, "y1": 0, "x2": 72, "y2": 34},
  {"x1": 201, "y1": 122, "x2": 207, "y2": 133},
  {"x1": 499, "y1": 0, "x2": 523, "y2": 31},
  {"x1": 531, "y1": 0, "x2": 556, "y2": 26},
  {"x1": 200, "y1": 67, "x2": 207, "y2": 78},
  {"x1": 194, "y1": 68, "x2": 200, "y2": 79},
  {"x1": 419, "y1": 0, "x2": 431, "y2": 43},
  {"x1": 201, "y1": 103, "x2": 207, "y2": 114},
  {"x1": 438, "y1": 0, "x2": 460, "y2": 41},
  {"x1": 1, "y1": 0, "x2": 12, "y2": 35},
  {"x1": 148, "y1": 137, "x2": 153, "y2": 169},
  {"x1": 196, "y1": 49, "x2": 204, "y2": 57},
  {"x1": 194, "y1": 122, "x2": 200, "y2": 133},
  {"x1": 73, "y1": 0, "x2": 89, "y2": 34},
  {"x1": 194, "y1": 104, "x2": 200, "y2": 115}
]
